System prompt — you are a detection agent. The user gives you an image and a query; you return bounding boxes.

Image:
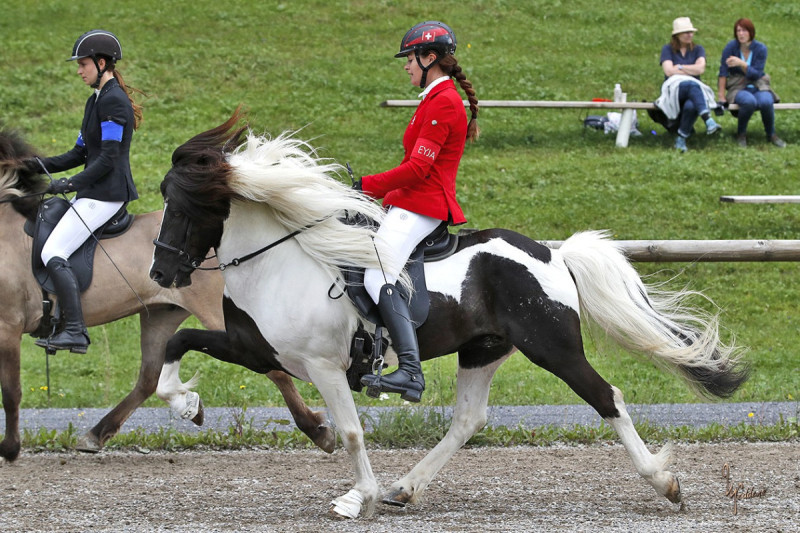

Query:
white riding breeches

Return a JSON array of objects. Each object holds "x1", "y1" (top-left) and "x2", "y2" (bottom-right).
[
  {"x1": 364, "y1": 207, "x2": 441, "y2": 304},
  {"x1": 41, "y1": 197, "x2": 124, "y2": 265}
]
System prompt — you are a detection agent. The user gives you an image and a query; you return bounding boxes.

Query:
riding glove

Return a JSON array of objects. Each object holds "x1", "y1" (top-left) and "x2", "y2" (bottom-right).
[{"x1": 47, "y1": 178, "x2": 74, "y2": 195}]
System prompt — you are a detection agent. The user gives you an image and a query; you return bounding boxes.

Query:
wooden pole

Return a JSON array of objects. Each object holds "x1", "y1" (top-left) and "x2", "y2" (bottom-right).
[
  {"x1": 720, "y1": 195, "x2": 800, "y2": 204},
  {"x1": 538, "y1": 239, "x2": 800, "y2": 262}
]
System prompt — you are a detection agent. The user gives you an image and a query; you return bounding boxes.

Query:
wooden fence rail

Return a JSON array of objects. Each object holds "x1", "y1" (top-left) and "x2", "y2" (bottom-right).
[{"x1": 538, "y1": 239, "x2": 800, "y2": 262}]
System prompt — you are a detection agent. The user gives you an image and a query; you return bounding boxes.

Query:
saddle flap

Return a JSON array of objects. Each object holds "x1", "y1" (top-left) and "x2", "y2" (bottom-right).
[{"x1": 28, "y1": 197, "x2": 132, "y2": 294}]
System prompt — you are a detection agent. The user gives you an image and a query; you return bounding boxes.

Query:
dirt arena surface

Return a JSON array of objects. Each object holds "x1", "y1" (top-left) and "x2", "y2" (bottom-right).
[{"x1": 1, "y1": 442, "x2": 797, "y2": 532}]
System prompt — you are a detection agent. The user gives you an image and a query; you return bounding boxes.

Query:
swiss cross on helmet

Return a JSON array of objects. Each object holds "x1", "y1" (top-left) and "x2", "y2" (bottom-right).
[
  {"x1": 68, "y1": 30, "x2": 122, "y2": 89},
  {"x1": 395, "y1": 21, "x2": 457, "y2": 89},
  {"x1": 395, "y1": 21, "x2": 457, "y2": 58}
]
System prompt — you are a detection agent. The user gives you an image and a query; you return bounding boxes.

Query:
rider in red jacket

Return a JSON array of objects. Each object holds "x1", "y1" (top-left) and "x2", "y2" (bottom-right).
[{"x1": 358, "y1": 21, "x2": 479, "y2": 402}]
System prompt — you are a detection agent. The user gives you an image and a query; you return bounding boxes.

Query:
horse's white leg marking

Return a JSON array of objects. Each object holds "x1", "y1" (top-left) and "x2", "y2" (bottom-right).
[
  {"x1": 156, "y1": 361, "x2": 200, "y2": 420},
  {"x1": 304, "y1": 360, "x2": 380, "y2": 519},
  {"x1": 386, "y1": 353, "x2": 512, "y2": 505},
  {"x1": 605, "y1": 386, "x2": 682, "y2": 503}
]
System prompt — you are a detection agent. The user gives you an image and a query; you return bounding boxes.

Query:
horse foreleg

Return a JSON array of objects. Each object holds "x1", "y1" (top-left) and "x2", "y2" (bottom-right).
[
  {"x1": 305, "y1": 361, "x2": 379, "y2": 519},
  {"x1": 77, "y1": 308, "x2": 190, "y2": 452},
  {"x1": 157, "y1": 329, "x2": 335, "y2": 452},
  {"x1": 604, "y1": 386, "x2": 682, "y2": 504},
  {"x1": 264, "y1": 370, "x2": 335, "y2": 453},
  {"x1": 0, "y1": 335, "x2": 22, "y2": 462},
  {"x1": 384, "y1": 353, "x2": 510, "y2": 507}
]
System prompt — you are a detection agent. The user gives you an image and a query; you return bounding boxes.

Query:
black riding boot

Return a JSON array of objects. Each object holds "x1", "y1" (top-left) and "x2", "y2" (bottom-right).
[
  {"x1": 360, "y1": 284, "x2": 425, "y2": 402},
  {"x1": 34, "y1": 257, "x2": 90, "y2": 354}
]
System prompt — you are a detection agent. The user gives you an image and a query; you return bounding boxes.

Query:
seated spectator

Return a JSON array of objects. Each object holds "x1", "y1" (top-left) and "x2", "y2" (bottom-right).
[
  {"x1": 656, "y1": 17, "x2": 720, "y2": 152},
  {"x1": 717, "y1": 18, "x2": 785, "y2": 148}
]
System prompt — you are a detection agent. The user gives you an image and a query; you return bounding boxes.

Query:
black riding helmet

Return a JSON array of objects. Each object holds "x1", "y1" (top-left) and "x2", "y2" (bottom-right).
[
  {"x1": 68, "y1": 30, "x2": 122, "y2": 88},
  {"x1": 395, "y1": 21, "x2": 457, "y2": 89}
]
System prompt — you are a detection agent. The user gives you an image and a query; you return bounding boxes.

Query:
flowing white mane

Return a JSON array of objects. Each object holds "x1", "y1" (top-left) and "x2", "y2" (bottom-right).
[{"x1": 226, "y1": 132, "x2": 410, "y2": 288}]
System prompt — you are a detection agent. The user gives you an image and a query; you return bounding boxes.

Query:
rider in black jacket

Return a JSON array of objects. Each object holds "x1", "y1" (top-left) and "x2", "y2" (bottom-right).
[{"x1": 28, "y1": 30, "x2": 142, "y2": 353}]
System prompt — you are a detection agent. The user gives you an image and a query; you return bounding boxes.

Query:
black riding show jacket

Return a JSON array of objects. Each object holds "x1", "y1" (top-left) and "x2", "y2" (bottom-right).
[{"x1": 41, "y1": 77, "x2": 138, "y2": 202}]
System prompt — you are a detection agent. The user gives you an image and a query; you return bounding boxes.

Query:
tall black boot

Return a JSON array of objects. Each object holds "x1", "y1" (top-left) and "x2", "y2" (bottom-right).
[
  {"x1": 360, "y1": 284, "x2": 425, "y2": 402},
  {"x1": 35, "y1": 257, "x2": 90, "y2": 354}
]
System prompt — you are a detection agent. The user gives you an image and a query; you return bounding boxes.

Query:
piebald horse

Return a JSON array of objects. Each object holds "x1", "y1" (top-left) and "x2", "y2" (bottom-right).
[
  {"x1": 150, "y1": 112, "x2": 748, "y2": 518},
  {"x1": 0, "y1": 127, "x2": 334, "y2": 462}
]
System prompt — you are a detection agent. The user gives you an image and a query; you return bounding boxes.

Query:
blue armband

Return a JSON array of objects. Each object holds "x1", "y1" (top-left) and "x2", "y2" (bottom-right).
[
  {"x1": 100, "y1": 121, "x2": 124, "y2": 142},
  {"x1": 76, "y1": 132, "x2": 85, "y2": 147}
]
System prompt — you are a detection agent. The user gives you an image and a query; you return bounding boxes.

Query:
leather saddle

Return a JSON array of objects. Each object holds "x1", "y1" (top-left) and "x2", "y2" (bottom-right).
[
  {"x1": 341, "y1": 219, "x2": 472, "y2": 391},
  {"x1": 25, "y1": 196, "x2": 135, "y2": 294}
]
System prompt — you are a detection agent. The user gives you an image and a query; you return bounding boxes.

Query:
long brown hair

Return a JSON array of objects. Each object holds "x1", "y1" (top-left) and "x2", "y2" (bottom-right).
[
  {"x1": 432, "y1": 53, "x2": 480, "y2": 142},
  {"x1": 106, "y1": 61, "x2": 144, "y2": 130},
  {"x1": 670, "y1": 34, "x2": 695, "y2": 53}
]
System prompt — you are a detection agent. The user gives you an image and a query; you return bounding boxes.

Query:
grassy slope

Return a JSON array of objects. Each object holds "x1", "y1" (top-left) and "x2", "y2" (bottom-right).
[{"x1": 2, "y1": 0, "x2": 798, "y2": 409}]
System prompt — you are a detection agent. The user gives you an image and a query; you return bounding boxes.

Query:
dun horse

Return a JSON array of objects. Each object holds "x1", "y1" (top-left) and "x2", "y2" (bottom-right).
[
  {"x1": 150, "y1": 112, "x2": 748, "y2": 519},
  {"x1": 0, "y1": 127, "x2": 333, "y2": 462}
]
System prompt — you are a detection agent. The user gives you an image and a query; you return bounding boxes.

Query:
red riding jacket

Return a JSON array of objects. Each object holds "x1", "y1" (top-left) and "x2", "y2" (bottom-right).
[{"x1": 361, "y1": 79, "x2": 467, "y2": 224}]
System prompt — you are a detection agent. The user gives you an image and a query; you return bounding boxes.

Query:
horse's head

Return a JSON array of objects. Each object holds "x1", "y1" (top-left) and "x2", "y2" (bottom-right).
[
  {"x1": 150, "y1": 110, "x2": 247, "y2": 288},
  {"x1": 0, "y1": 126, "x2": 48, "y2": 220}
]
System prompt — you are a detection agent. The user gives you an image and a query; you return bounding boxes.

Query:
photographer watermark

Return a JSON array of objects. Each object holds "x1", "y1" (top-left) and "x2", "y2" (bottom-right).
[{"x1": 722, "y1": 463, "x2": 767, "y2": 515}]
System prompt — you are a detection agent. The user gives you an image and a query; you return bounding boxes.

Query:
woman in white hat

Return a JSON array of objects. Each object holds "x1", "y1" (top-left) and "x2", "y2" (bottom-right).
[{"x1": 658, "y1": 17, "x2": 720, "y2": 152}]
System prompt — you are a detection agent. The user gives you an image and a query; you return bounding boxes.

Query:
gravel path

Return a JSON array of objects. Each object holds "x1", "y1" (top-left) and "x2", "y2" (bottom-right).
[
  {"x1": 1, "y1": 443, "x2": 797, "y2": 532},
  {"x1": 12, "y1": 401, "x2": 800, "y2": 436}
]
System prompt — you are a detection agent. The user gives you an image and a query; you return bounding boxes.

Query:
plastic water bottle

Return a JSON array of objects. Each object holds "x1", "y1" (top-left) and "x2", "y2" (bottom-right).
[{"x1": 614, "y1": 84, "x2": 622, "y2": 103}]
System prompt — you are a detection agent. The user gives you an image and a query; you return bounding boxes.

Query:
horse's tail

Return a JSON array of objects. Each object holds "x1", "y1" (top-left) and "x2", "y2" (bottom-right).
[{"x1": 557, "y1": 230, "x2": 749, "y2": 399}]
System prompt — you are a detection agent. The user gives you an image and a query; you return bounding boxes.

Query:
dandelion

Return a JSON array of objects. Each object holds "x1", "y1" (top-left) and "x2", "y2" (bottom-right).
[
  {"x1": 747, "y1": 412, "x2": 754, "y2": 418},
  {"x1": 39, "y1": 386, "x2": 48, "y2": 391},
  {"x1": 30, "y1": 387, "x2": 34, "y2": 392},
  {"x1": 239, "y1": 385, "x2": 246, "y2": 389}
]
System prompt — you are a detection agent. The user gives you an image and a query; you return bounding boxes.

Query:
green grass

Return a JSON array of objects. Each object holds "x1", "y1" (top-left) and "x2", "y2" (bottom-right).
[{"x1": 3, "y1": 1, "x2": 799, "y2": 412}]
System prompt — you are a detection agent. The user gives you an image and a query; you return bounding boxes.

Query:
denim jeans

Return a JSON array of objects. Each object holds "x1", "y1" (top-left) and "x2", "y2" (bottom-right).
[
  {"x1": 677, "y1": 81, "x2": 710, "y2": 138},
  {"x1": 734, "y1": 87, "x2": 775, "y2": 137}
]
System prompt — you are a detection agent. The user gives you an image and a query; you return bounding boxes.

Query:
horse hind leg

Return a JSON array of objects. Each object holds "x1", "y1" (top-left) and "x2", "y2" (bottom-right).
[
  {"x1": 532, "y1": 339, "x2": 683, "y2": 505},
  {"x1": 264, "y1": 370, "x2": 335, "y2": 453},
  {"x1": 605, "y1": 386, "x2": 682, "y2": 504},
  {"x1": 384, "y1": 351, "x2": 511, "y2": 507}
]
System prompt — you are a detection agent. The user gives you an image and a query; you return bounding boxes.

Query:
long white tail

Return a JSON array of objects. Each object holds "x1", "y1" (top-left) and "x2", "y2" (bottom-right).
[{"x1": 558, "y1": 231, "x2": 748, "y2": 398}]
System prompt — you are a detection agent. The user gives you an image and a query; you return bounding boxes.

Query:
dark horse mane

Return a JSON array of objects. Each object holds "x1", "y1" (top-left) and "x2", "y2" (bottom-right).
[
  {"x1": 0, "y1": 125, "x2": 47, "y2": 221},
  {"x1": 164, "y1": 108, "x2": 249, "y2": 224}
]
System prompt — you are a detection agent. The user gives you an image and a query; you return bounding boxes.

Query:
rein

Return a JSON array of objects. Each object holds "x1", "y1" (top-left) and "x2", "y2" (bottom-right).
[{"x1": 154, "y1": 220, "x2": 319, "y2": 272}]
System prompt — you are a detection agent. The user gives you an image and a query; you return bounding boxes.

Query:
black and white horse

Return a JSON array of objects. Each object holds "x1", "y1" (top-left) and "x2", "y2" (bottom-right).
[{"x1": 149, "y1": 112, "x2": 748, "y2": 518}]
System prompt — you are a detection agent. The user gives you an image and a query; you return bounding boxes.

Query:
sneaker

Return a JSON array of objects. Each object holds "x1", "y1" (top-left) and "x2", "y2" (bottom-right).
[
  {"x1": 737, "y1": 134, "x2": 747, "y2": 148},
  {"x1": 770, "y1": 135, "x2": 786, "y2": 148},
  {"x1": 675, "y1": 135, "x2": 688, "y2": 152},
  {"x1": 705, "y1": 117, "x2": 721, "y2": 135}
]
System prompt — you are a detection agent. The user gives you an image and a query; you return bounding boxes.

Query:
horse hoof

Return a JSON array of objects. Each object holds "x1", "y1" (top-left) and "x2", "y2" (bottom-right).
[
  {"x1": 330, "y1": 489, "x2": 364, "y2": 519},
  {"x1": 0, "y1": 439, "x2": 21, "y2": 462},
  {"x1": 179, "y1": 391, "x2": 201, "y2": 421},
  {"x1": 313, "y1": 425, "x2": 336, "y2": 454},
  {"x1": 75, "y1": 433, "x2": 102, "y2": 453},
  {"x1": 665, "y1": 475, "x2": 682, "y2": 504},
  {"x1": 382, "y1": 487, "x2": 411, "y2": 507},
  {"x1": 190, "y1": 398, "x2": 204, "y2": 426}
]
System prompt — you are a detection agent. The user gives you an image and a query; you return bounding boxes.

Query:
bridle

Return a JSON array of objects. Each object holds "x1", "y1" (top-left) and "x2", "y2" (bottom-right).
[
  {"x1": 153, "y1": 210, "x2": 320, "y2": 273},
  {"x1": 152, "y1": 217, "x2": 218, "y2": 272}
]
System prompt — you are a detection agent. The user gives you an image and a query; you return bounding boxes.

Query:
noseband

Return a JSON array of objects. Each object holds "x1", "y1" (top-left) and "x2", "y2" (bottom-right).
[{"x1": 152, "y1": 218, "x2": 217, "y2": 272}]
